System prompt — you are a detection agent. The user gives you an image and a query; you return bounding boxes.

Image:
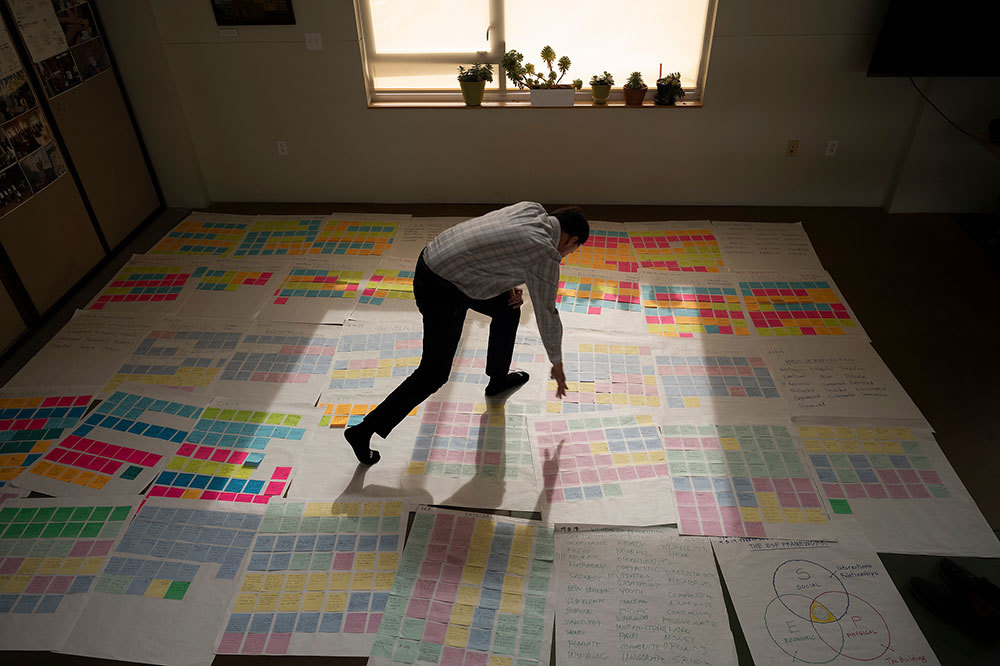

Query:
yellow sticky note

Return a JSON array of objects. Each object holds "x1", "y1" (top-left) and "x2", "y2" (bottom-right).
[
  {"x1": 79, "y1": 557, "x2": 104, "y2": 575},
  {"x1": 302, "y1": 590, "x2": 324, "y2": 611},
  {"x1": 739, "y1": 507, "x2": 762, "y2": 522},
  {"x1": 279, "y1": 592, "x2": 302, "y2": 612},
  {"x1": 363, "y1": 502, "x2": 381, "y2": 517},
  {"x1": 466, "y1": 548, "x2": 488, "y2": 568},
  {"x1": 510, "y1": 537, "x2": 531, "y2": 559},
  {"x1": 374, "y1": 571, "x2": 396, "y2": 590},
  {"x1": 783, "y1": 508, "x2": 805, "y2": 523},
  {"x1": 761, "y1": 506, "x2": 784, "y2": 523},
  {"x1": 145, "y1": 579, "x2": 171, "y2": 598},
  {"x1": 262, "y1": 574, "x2": 285, "y2": 592},
  {"x1": 502, "y1": 577, "x2": 524, "y2": 595},
  {"x1": 304, "y1": 502, "x2": 333, "y2": 517},
  {"x1": 233, "y1": 593, "x2": 258, "y2": 612},
  {"x1": 343, "y1": 502, "x2": 361, "y2": 517},
  {"x1": 489, "y1": 657, "x2": 513, "y2": 666},
  {"x1": 306, "y1": 573, "x2": 328, "y2": 591},
  {"x1": 17, "y1": 558, "x2": 41, "y2": 575},
  {"x1": 355, "y1": 553, "x2": 376, "y2": 570},
  {"x1": 377, "y1": 553, "x2": 399, "y2": 570},
  {"x1": 805, "y1": 508, "x2": 828, "y2": 524},
  {"x1": 39, "y1": 558, "x2": 63, "y2": 575},
  {"x1": 6, "y1": 575, "x2": 31, "y2": 594},
  {"x1": 461, "y1": 565, "x2": 485, "y2": 587},
  {"x1": 457, "y1": 585, "x2": 480, "y2": 606},
  {"x1": 285, "y1": 574, "x2": 307, "y2": 592},
  {"x1": 329, "y1": 573, "x2": 351, "y2": 590},
  {"x1": 242, "y1": 574, "x2": 265, "y2": 592},
  {"x1": 720, "y1": 438, "x2": 740, "y2": 451},
  {"x1": 384, "y1": 501, "x2": 403, "y2": 517},
  {"x1": 256, "y1": 593, "x2": 279, "y2": 611},
  {"x1": 506, "y1": 556, "x2": 529, "y2": 577},
  {"x1": 500, "y1": 592, "x2": 523, "y2": 614},
  {"x1": 352, "y1": 572, "x2": 373, "y2": 590},
  {"x1": 450, "y1": 603, "x2": 475, "y2": 626},
  {"x1": 325, "y1": 592, "x2": 347, "y2": 612},
  {"x1": 445, "y1": 624, "x2": 470, "y2": 647},
  {"x1": 801, "y1": 439, "x2": 822, "y2": 453}
]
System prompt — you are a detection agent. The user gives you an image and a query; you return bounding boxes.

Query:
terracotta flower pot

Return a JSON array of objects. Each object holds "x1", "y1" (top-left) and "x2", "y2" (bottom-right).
[
  {"x1": 460, "y1": 80, "x2": 486, "y2": 106},
  {"x1": 623, "y1": 85, "x2": 647, "y2": 107}
]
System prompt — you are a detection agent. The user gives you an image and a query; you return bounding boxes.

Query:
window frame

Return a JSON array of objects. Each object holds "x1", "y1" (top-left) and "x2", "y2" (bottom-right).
[{"x1": 357, "y1": 0, "x2": 718, "y2": 105}]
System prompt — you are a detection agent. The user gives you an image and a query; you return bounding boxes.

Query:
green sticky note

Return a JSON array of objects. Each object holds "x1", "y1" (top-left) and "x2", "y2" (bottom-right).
[
  {"x1": 392, "y1": 639, "x2": 419, "y2": 664},
  {"x1": 360, "y1": 516, "x2": 380, "y2": 533},
  {"x1": 249, "y1": 411, "x2": 268, "y2": 424},
  {"x1": 298, "y1": 516, "x2": 320, "y2": 533},
  {"x1": 21, "y1": 523, "x2": 44, "y2": 539},
  {"x1": 31, "y1": 507, "x2": 56, "y2": 522},
  {"x1": 218, "y1": 409, "x2": 237, "y2": 421},
  {"x1": 164, "y1": 581, "x2": 191, "y2": 600},
  {"x1": 603, "y1": 483, "x2": 623, "y2": 498},
  {"x1": 98, "y1": 522, "x2": 123, "y2": 539},
  {"x1": 523, "y1": 594, "x2": 547, "y2": 617},
  {"x1": 518, "y1": 633, "x2": 542, "y2": 660},
  {"x1": 492, "y1": 631, "x2": 517, "y2": 655},
  {"x1": 381, "y1": 516, "x2": 400, "y2": 533},
  {"x1": 13, "y1": 507, "x2": 37, "y2": 523},
  {"x1": 70, "y1": 506, "x2": 94, "y2": 521},
  {"x1": 48, "y1": 540, "x2": 73, "y2": 556},
  {"x1": 283, "y1": 414, "x2": 301, "y2": 426},
  {"x1": 425, "y1": 462, "x2": 444, "y2": 475},
  {"x1": 310, "y1": 552, "x2": 333, "y2": 570},
  {"x1": 264, "y1": 502, "x2": 286, "y2": 516},
  {"x1": 400, "y1": 617, "x2": 425, "y2": 640},
  {"x1": 260, "y1": 516, "x2": 281, "y2": 533},
  {"x1": 339, "y1": 517, "x2": 359, "y2": 533},
  {"x1": 0, "y1": 507, "x2": 18, "y2": 522},
  {"x1": 29, "y1": 540, "x2": 53, "y2": 556},
  {"x1": 80, "y1": 522, "x2": 103, "y2": 538},
  {"x1": 829, "y1": 499, "x2": 852, "y2": 515},
  {"x1": 52, "y1": 507, "x2": 74, "y2": 522},
  {"x1": 279, "y1": 517, "x2": 301, "y2": 533},
  {"x1": 110, "y1": 506, "x2": 131, "y2": 521},
  {"x1": 60, "y1": 522, "x2": 85, "y2": 538},
  {"x1": 928, "y1": 485, "x2": 951, "y2": 498},
  {"x1": 378, "y1": 611, "x2": 403, "y2": 637},
  {"x1": 371, "y1": 636, "x2": 395, "y2": 658},
  {"x1": 202, "y1": 407, "x2": 221, "y2": 419},
  {"x1": 89, "y1": 506, "x2": 112, "y2": 522},
  {"x1": 417, "y1": 641, "x2": 443, "y2": 663},
  {"x1": 266, "y1": 413, "x2": 284, "y2": 425},
  {"x1": 234, "y1": 410, "x2": 253, "y2": 422},
  {"x1": 318, "y1": 516, "x2": 340, "y2": 533},
  {"x1": 836, "y1": 469, "x2": 860, "y2": 484},
  {"x1": 289, "y1": 552, "x2": 312, "y2": 570},
  {"x1": 496, "y1": 613, "x2": 519, "y2": 633}
]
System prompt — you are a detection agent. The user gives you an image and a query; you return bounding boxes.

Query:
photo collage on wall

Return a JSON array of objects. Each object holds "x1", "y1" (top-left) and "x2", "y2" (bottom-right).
[
  {"x1": 10, "y1": 0, "x2": 110, "y2": 99},
  {"x1": 0, "y1": 21, "x2": 68, "y2": 218}
]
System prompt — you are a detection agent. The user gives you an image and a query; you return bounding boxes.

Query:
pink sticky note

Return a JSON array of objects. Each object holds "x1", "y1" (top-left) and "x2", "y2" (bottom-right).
[
  {"x1": 700, "y1": 521, "x2": 723, "y2": 536},
  {"x1": 679, "y1": 516, "x2": 701, "y2": 535},
  {"x1": 218, "y1": 492, "x2": 237, "y2": 501},
  {"x1": 176, "y1": 443, "x2": 197, "y2": 457},
  {"x1": 241, "y1": 633, "x2": 266, "y2": 654},
  {"x1": 90, "y1": 540, "x2": 114, "y2": 556},
  {"x1": 465, "y1": 651, "x2": 488, "y2": 666},
  {"x1": 70, "y1": 541, "x2": 94, "y2": 557},
  {"x1": 677, "y1": 506, "x2": 699, "y2": 521},
  {"x1": 264, "y1": 633, "x2": 291, "y2": 654},
  {"x1": 423, "y1": 620, "x2": 448, "y2": 644},
  {"x1": 440, "y1": 565, "x2": 462, "y2": 584},
  {"x1": 344, "y1": 612, "x2": 367, "y2": 633},
  {"x1": 127, "y1": 449, "x2": 146, "y2": 464},
  {"x1": 48, "y1": 576, "x2": 74, "y2": 594},
  {"x1": 919, "y1": 470, "x2": 942, "y2": 484},
  {"x1": 271, "y1": 467, "x2": 292, "y2": 480},
  {"x1": 435, "y1": 582, "x2": 458, "y2": 603},
  {"x1": 907, "y1": 484, "x2": 930, "y2": 499},
  {"x1": 228, "y1": 451, "x2": 249, "y2": 465},
  {"x1": 414, "y1": 579, "x2": 436, "y2": 599},
  {"x1": 441, "y1": 646, "x2": 466, "y2": 666},
  {"x1": 165, "y1": 487, "x2": 185, "y2": 498},
  {"x1": 26, "y1": 576, "x2": 51, "y2": 594},
  {"x1": 333, "y1": 552, "x2": 355, "y2": 570},
  {"x1": 264, "y1": 481, "x2": 285, "y2": 496},
  {"x1": 367, "y1": 613, "x2": 382, "y2": 633},
  {"x1": 822, "y1": 483, "x2": 845, "y2": 499},
  {"x1": 406, "y1": 598, "x2": 430, "y2": 619},
  {"x1": 798, "y1": 492, "x2": 821, "y2": 508},
  {"x1": 193, "y1": 446, "x2": 213, "y2": 460},
  {"x1": 898, "y1": 469, "x2": 920, "y2": 484},
  {"x1": 745, "y1": 522, "x2": 767, "y2": 537},
  {"x1": 211, "y1": 449, "x2": 230, "y2": 462},
  {"x1": 428, "y1": 601, "x2": 453, "y2": 623},
  {"x1": 141, "y1": 453, "x2": 161, "y2": 467},
  {"x1": 865, "y1": 484, "x2": 888, "y2": 499},
  {"x1": 844, "y1": 484, "x2": 866, "y2": 499},
  {"x1": 420, "y1": 562, "x2": 442, "y2": 580},
  {"x1": 217, "y1": 633, "x2": 244, "y2": 654},
  {"x1": 886, "y1": 484, "x2": 909, "y2": 499},
  {"x1": 236, "y1": 494, "x2": 254, "y2": 503}
]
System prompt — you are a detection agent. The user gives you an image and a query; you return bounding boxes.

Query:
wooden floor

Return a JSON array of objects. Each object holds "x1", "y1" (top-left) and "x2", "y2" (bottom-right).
[{"x1": 1, "y1": 203, "x2": 998, "y2": 665}]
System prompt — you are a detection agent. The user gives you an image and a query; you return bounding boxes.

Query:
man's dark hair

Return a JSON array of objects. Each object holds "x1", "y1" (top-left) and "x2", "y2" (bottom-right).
[{"x1": 551, "y1": 206, "x2": 589, "y2": 246}]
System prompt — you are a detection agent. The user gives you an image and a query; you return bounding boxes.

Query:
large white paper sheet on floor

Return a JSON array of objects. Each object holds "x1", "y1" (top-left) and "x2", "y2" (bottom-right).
[
  {"x1": 83, "y1": 254, "x2": 206, "y2": 315},
  {"x1": 368, "y1": 507, "x2": 556, "y2": 666},
  {"x1": 554, "y1": 525, "x2": 737, "y2": 666},
  {"x1": 350, "y1": 255, "x2": 420, "y2": 323},
  {"x1": 759, "y1": 338, "x2": 929, "y2": 427},
  {"x1": 734, "y1": 270, "x2": 869, "y2": 340},
  {"x1": 257, "y1": 255, "x2": 378, "y2": 325},
  {"x1": 650, "y1": 337, "x2": 789, "y2": 421},
  {"x1": 637, "y1": 269, "x2": 751, "y2": 338},
  {"x1": 12, "y1": 386, "x2": 206, "y2": 497},
  {"x1": 530, "y1": 414, "x2": 674, "y2": 527},
  {"x1": 147, "y1": 212, "x2": 254, "y2": 257},
  {"x1": 797, "y1": 424, "x2": 1000, "y2": 557},
  {"x1": 0, "y1": 385, "x2": 98, "y2": 490},
  {"x1": 625, "y1": 220, "x2": 722, "y2": 273},
  {"x1": 99, "y1": 316, "x2": 247, "y2": 398},
  {"x1": 324, "y1": 322, "x2": 425, "y2": 397},
  {"x1": 59, "y1": 498, "x2": 263, "y2": 666},
  {"x1": 209, "y1": 320, "x2": 341, "y2": 404},
  {"x1": 390, "y1": 217, "x2": 464, "y2": 259},
  {"x1": 560, "y1": 220, "x2": 638, "y2": 273},
  {"x1": 555, "y1": 266, "x2": 646, "y2": 334},
  {"x1": 0, "y1": 495, "x2": 140, "y2": 651},
  {"x1": 712, "y1": 520, "x2": 941, "y2": 666},
  {"x1": 214, "y1": 496, "x2": 411, "y2": 656},
  {"x1": 174, "y1": 257, "x2": 285, "y2": 320},
  {"x1": 664, "y1": 417, "x2": 834, "y2": 540},
  {"x1": 232, "y1": 213, "x2": 406, "y2": 259},
  {"x1": 7, "y1": 311, "x2": 158, "y2": 389},
  {"x1": 145, "y1": 397, "x2": 313, "y2": 505},
  {"x1": 713, "y1": 220, "x2": 824, "y2": 272}
]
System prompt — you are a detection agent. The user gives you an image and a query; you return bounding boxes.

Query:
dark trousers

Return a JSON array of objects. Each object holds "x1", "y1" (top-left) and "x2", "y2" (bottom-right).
[{"x1": 363, "y1": 251, "x2": 520, "y2": 438}]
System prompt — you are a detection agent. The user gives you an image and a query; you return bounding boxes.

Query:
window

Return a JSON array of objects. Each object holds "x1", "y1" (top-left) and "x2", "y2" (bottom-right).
[{"x1": 359, "y1": 0, "x2": 717, "y2": 103}]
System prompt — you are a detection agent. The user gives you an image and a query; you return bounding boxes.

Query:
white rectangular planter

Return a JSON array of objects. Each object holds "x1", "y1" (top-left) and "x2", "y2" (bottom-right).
[{"x1": 529, "y1": 88, "x2": 576, "y2": 107}]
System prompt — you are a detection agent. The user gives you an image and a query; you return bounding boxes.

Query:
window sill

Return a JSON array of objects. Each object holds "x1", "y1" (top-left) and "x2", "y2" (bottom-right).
[{"x1": 368, "y1": 99, "x2": 702, "y2": 109}]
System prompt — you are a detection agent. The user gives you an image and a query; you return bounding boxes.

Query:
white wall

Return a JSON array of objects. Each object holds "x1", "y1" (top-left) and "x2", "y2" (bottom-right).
[{"x1": 95, "y1": 0, "x2": 999, "y2": 213}]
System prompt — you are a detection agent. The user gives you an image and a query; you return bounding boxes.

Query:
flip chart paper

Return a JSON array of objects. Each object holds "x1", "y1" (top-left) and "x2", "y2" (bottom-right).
[{"x1": 713, "y1": 220, "x2": 824, "y2": 272}]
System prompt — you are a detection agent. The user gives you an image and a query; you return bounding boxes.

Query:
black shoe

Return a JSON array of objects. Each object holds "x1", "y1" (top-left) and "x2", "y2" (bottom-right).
[
  {"x1": 910, "y1": 576, "x2": 999, "y2": 638},
  {"x1": 939, "y1": 558, "x2": 1000, "y2": 613},
  {"x1": 344, "y1": 424, "x2": 380, "y2": 465},
  {"x1": 485, "y1": 370, "x2": 530, "y2": 397}
]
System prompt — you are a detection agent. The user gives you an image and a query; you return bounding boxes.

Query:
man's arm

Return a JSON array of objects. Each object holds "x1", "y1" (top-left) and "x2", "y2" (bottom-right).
[{"x1": 526, "y1": 263, "x2": 568, "y2": 398}]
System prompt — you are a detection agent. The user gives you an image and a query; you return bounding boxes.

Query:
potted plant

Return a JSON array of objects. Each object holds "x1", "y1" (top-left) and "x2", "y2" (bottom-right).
[
  {"x1": 457, "y1": 62, "x2": 493, "y2": 107},
  {"x1": 654, "y1": 71, "x2": 685, "y2": 106},
  {"x1": 501, "y1": 46, "x2": 583, "y2": 107},
  {"x1": 623, "y1": 71, "x2": 647, "y2": 107},
  {"x1": 589, "y1": 71, "x2": 614, "y2": 105}
]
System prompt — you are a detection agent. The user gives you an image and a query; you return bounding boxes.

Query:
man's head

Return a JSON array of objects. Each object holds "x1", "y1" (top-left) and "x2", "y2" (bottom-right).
[{"x1": 552, "y1": 206, "x2": 589, "y2": 258}]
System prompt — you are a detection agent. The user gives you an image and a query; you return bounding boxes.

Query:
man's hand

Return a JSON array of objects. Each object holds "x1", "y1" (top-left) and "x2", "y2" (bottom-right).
[
  {"x1": 507, "y1": 287, "x2": 523, "y2": 308},
  {"x1": 551, "y1": 362, "x2": 568, "y2": 399}
]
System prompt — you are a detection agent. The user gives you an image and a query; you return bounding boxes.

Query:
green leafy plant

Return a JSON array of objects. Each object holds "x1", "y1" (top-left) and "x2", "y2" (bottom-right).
[
  {"x1": 624, "y1": 71, "x2": 646, "y2": 89},
  {"x1": 655, "y1": 71, "x2": 685, "y2": 99},
  {"x1": 590, "y1": 71, "x2": 615, "y2": 86},
  {"x1": 457, "y1": 62, "x2": 494, "y2": 83},
  {"x1": 501, "y1": 46, "x2": 583, "y2": 90}
]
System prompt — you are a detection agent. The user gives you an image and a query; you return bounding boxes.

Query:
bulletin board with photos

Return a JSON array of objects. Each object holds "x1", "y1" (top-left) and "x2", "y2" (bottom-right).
[{"x1": 0, "y1": 20, "x2": 67, "y2": 219}]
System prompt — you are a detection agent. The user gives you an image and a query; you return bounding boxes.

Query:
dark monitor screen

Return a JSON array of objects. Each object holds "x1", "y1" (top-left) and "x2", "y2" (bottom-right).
[{"x1": 867, "y1": 2, "x2": 1000, "y2": 77}]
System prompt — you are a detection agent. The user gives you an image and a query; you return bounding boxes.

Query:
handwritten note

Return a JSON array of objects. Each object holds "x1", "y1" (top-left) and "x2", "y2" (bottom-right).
[{"x1": 554, "y1": 526, "x2": 736, "y2": 666}]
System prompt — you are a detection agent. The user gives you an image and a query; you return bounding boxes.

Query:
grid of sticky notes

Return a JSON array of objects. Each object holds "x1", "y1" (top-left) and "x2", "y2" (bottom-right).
[
  {"x1": 655, "y1": 353, "x2": 780, "y2": 408},
  {"x1": 195, "y1": 269, "x2": 274, "y2": 292},
  {"x1": 232, "y1": 219, "x2": 324, "y2": 257},
  {"x1": 89, "y1": 265, "x2": 202, "y2": 310},
  {"x1": 557, "y1": 274, "x2": 641, "y2": 314},
  {"x1": 25, "y1": 391, "x2": 193, "y2": 492},
  {"x1": 114, "y1": 504, "x2": 259, "y2": 580},
  {"x1": 371, "y1": 510, "x2": 554, "y2": 666},
  {"x1": 452, "y1": 333, "x2": 547, "y2": 387},
  {"x1": 95, "y1": 556, "x2": 198, "y2": 600},
  {"x1": 217, "y1": 499, "x2": 405, "y2": 655},
  {"x1": 550, "y1": 342, "x2": 661, "y2": 413},
  {"x1": 798, "y1": 426, "x2": 951, "y2": 516},
  {"x1": 149, "y1": 407, "x2": 301, "y2": 503},
  {"x1": 328, "y1": 331, "x2": 422, "y2": 392},
  {"x1": 107, "y1": 328, "x2": 241, "y2": 392},
  {"x1": 666, "y1": 424, "x2": 827, "y2": 537},
  {"x1": 149, "y1": 219, "x2": 250, "y2": 256},
  {"x1": 0, "y1": 502, "x2": 132, "y2": 614},
  {"x1": 313, "y1": 220, "x2": 397, "y2": 256},
  {"x1": 408, "y1": 403, "x2": 532, "y2": 480},
  {"x1": 562, "y1": 228, "x2": 637, "y2": 272},
  {"x1": 318, "y1": 403, "x2": 417, "y2": 429},
  {"x1": 641, "y1": 284, "x2": 750, "y2": 337},
  {"x1": 359, "y1": 270, "x2": 415, "y2": 306},
  {"x1": 628, "y1": 228, "x2": 723, "y2": 272},
  {"x1": 0, "y1": 393, "x2": 92, "y2": 487},
  {"x1": 272, "y1": 269, "x2": 364, "y2": 305},
  {"x1": 221, "y1": 332, "x2": 338, "y2": 384},
  {"x1": 739, "y1": 280, "x2": 856, "y2": 336},
  {"x1": 535, "y1": 415, "x2": 666, "y2": 504}
]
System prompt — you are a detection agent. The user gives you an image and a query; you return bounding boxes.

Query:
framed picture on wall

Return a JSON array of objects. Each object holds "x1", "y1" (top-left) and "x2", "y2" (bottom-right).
[{"x1": 210, "y1": 0, "x2": 296, "y2": 26}]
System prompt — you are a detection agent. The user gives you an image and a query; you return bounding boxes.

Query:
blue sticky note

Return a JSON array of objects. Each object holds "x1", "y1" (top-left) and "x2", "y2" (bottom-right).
[
  {"x1": 189, "y1": 544, "x2": 211, "y2": 562},
  {"x1": 35, "y1": 595, "x2": 63, "y2": 614},
  {"x1": 250, "y1": 612, "x2": 274, "y2": 634},
  {"x1": 248, "y1": 553, "x2": 270, "y2": 571},
  {"x1": 348, "y1": 592, "x2": 371, "y2": 612},
  {"x1": 319, "y1": 612, "x2": 343, "y2": 633},
  {"x1": 274, "y1": 612, "x2": 297, "y2": 633},
  {"x1": 472, "y1": 606, "x2": 495, "y2": 629},
  {"x1": 177, "y1": 564, "x2": 200, "y2": 582},
  {"x1": 168, "y1": 542, "x2": 193, "y2": 560},
  {"x1": 479, "y1": 588, "x2": 502, "y2": 610},
  {"x1": 68, "y1": 576, "x2": 95, "y2": 594},
  {"x1": 468, "y1": 627, "x2": 492, "y2": 651},
  {"x1": 13, "y1": 595, "x2": 41, "y2": 613},
  {"x1": 275, "y1": 535, "x2": 296, "y2": 551},
  {"x1": 357, "y1": 535, "x2": 378, "y2": 552},
  {"x1": 371, "y1": 592, "x2": 389, "y2": 612},
  {"x1": 269, "y1": 552, "x2": 291, "y2": 570},
  {"x1": 244, "y1": 453, "x2": 265, "y2": 467},
  {"x1": 226, "y1": 613, "x2": 251, "y2": 633},
  {"x1": 158, "y1": 561, "x2": 182, "y2": 580},
  {"x1": 126, "y1": 576, "x2": 152, "y2": 595},
  {"x1": 316, "y1": 535, "x2": 337, "y2": 551},
  {"x1": 232, "y1": 531, "x2": 254, "y2": 548},
  {"x1": 336, "y1": 535, "x2": 357, "y2": 551},
  {"x1": 294, "y1": 535, "x2": 317, "y2": 552},
  {"x1": 296, "y1": 612, "x2": 320, "y2": 633},
  {"x1": 482, "y1": 571, "x2": 505, "y2": 590}
]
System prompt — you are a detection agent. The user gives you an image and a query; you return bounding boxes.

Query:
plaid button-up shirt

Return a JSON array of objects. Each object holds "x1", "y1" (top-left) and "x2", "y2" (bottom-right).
[{"x1": 423, "y1": 201, "x2": 564, "y2": 364}]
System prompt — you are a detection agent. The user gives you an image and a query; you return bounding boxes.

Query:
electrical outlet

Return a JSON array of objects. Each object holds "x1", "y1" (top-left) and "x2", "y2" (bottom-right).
[
  {"x1": 276, "y1": 140, "x2": 288, "y2": 156},
  {"x1": 305, "y1": 33, "x2": 324, "y2": 51},
  {"x1": 825, "y1": 140, "x2": 839, "y2": 157},
  {"x1": 785, "y1": 140, "x2": 799, "y2": 157}
]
